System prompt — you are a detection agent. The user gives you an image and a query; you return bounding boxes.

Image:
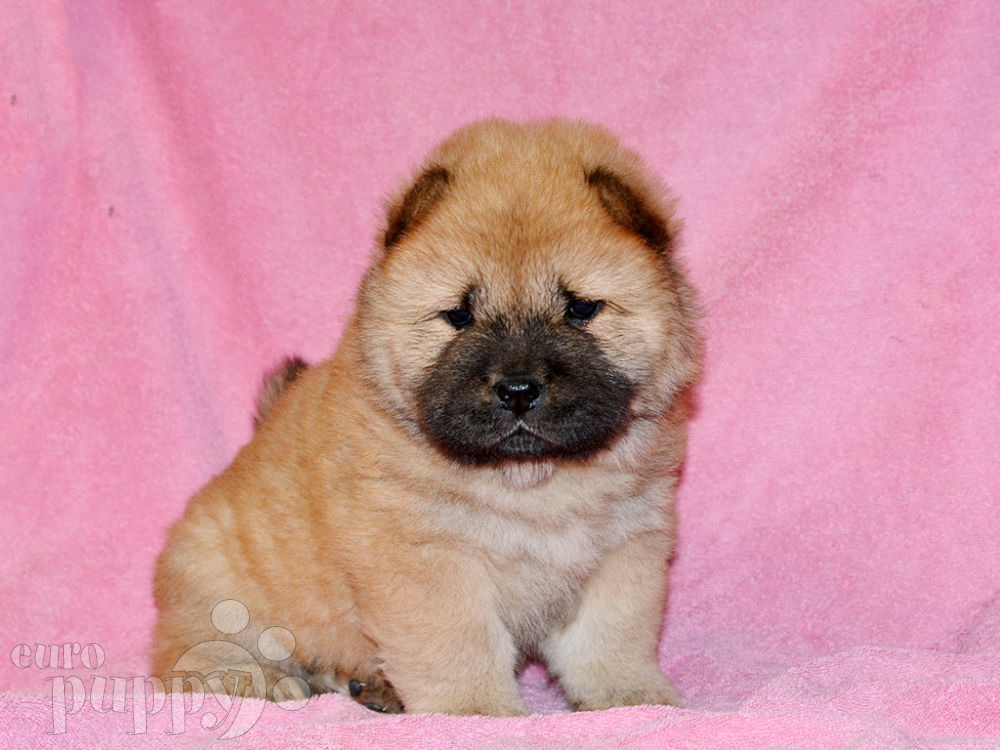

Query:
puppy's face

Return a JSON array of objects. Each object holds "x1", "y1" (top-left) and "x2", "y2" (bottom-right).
[
  {"x1": 416, "y1": 290, "x2": 634, "y2": 464},
  {"x1": 358, "y1": 120, "x2": 697, "y2": 465}
]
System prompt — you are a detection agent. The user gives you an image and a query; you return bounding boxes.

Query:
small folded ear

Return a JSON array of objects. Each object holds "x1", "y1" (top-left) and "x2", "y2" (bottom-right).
[
  {"x1": 382, "y1": 166, "x2": 451, "y2": 249},
  {"x1": 586, "y1": 167, "x2": 673, "y2": 255}
]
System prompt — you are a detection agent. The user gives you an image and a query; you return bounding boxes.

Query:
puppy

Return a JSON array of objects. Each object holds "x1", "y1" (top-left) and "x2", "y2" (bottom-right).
[{"x1": 152, "y1": 119, "x2": 701, "y2": 715}]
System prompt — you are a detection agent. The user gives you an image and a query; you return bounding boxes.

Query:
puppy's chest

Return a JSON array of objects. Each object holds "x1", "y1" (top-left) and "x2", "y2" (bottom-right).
[{"x1": 463, "y1": 497, "x2": 662, "y2": 644}]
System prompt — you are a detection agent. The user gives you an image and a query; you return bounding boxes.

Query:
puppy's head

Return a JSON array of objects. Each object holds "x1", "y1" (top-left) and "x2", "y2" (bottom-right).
[{"x1": 358, "y1": 119, "x2": 699, "y2": 465}]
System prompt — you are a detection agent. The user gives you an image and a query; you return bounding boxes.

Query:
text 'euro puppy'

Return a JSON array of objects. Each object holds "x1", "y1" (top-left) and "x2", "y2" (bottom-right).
[{"x1": 153, "y1": 119, "x2": 701, "y2": 716}]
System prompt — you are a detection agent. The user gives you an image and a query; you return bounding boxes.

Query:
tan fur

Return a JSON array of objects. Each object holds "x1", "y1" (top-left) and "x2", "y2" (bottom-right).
[
  {"x1": 152, "y1": 119, "x2": 701, "y2": 715},
  {"x1": 252, "y1": 356, "x2": 308, "y2": 430}
]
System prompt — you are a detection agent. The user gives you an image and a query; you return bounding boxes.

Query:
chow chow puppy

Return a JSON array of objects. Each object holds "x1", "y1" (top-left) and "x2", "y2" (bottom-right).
[{"x1": 152, "y1": 118, "x2": 700, "y2": 716}]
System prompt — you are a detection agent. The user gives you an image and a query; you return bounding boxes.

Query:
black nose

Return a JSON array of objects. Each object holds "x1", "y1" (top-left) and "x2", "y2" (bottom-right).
[{"x1": 494, "y1": 376, "x2": 543, "y2": 415}]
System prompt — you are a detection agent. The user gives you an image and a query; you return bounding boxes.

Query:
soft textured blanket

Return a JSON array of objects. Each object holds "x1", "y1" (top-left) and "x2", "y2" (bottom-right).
[{"x1": 2, "y1": 1, "x2": 999, "y2": 747}]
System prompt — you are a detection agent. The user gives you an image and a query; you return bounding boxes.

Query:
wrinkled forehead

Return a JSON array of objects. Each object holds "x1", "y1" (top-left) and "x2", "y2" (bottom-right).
[
  {"x1": 387, "y1": 171, "x2": 658, "y2": 304},
  {"x1": 380, "y1": 201, "x2": 659, "y2": 319}
]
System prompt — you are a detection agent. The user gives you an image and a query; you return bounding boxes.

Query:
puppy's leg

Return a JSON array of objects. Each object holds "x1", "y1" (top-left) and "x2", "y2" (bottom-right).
[
  {"x1": 367, "y1": 564, "x2": 526, "y2": 716},
  {"x1": 541, "y1": 530, "x2": 680, "y2": 710},
  {"x1": 163, "y1": 639, "x2": 293, "y2": 701},
  {"x1": 383, "y1": 619, "x2": 524, "y2": 716}
]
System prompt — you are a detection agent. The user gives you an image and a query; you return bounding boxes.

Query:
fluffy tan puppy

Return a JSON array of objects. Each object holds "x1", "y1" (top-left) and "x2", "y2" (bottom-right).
[{"x1": 152, "y1": 119, "x2": 701, "y2": 716}]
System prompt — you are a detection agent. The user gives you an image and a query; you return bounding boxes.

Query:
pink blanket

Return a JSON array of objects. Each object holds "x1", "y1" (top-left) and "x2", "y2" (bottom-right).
[{"x1": 2, "y1": 1, "x2": 999, "y2": 746}]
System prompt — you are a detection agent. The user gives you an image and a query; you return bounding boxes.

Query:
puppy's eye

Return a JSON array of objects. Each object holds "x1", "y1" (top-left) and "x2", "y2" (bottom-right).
[
  {"x1": 566, "y1": 299, "x2": 603, "y2": 324},
  {"x1": 442, "y1": 308, "x2": 474, "y2": 328}
]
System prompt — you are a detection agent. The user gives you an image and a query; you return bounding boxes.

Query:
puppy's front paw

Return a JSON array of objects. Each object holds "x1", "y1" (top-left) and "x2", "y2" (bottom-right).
[{"x1": 573, "y1": 669, "x2": 681, "y2": 711}]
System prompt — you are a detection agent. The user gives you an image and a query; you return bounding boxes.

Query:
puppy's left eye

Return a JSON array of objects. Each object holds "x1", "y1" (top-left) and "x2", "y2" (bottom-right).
[{"x1": 566, "y1": 299, "x2": 603, "y2": 323}]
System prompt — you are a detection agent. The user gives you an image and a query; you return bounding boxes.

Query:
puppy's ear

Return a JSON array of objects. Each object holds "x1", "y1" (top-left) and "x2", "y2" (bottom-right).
[
  {"x1": 383, "y1": 166, "x2": 451, "y2": 249},
  {"x1": 586, "y1": 167, "x2": 673, "y2": 256}
]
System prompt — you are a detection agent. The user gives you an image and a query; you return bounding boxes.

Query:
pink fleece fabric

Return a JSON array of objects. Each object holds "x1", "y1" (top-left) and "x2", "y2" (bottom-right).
[{"x1": 2, "y1": 1, "x2": 999, "y2": 746}]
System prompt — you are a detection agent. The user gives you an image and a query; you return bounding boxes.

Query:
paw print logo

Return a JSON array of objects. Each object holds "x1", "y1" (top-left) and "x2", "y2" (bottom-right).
[{"x1": 170, "y1": 600, "x2": 309, "y2": 739}]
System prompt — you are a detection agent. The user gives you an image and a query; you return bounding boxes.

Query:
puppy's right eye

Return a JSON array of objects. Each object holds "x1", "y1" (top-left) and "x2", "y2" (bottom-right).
[{"x1": 442, "y1": 308, "x2": 473, "y2": 329}]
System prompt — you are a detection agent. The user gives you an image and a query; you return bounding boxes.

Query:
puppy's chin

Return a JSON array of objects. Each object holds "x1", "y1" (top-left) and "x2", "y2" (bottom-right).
[{"x1": 492, "y1": 460, "x2": 557, "y2": 489}]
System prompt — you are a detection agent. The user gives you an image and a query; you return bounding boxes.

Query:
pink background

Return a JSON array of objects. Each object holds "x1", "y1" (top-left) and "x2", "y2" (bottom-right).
[{"x1": 2, "y1": 1, "x2": 999, "y2": 746}]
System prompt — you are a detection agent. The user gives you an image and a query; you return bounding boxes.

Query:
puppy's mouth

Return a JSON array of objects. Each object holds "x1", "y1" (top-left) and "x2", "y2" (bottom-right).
[{"x1": 491, "y1": 422, "x2": 556, "y2": 457}]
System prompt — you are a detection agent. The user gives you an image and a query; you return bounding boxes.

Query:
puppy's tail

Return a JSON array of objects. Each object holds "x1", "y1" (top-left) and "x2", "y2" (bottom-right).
[{"x1": 253, "y1": 355, "x2": 309, "y2": 429}]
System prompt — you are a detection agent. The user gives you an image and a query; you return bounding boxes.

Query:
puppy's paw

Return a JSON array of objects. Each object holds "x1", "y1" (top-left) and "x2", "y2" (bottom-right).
[
  {"x1": 397, "y1": 682, "x2": 528, "y2": 716},
  {"x1": 573, "y1": 670, "x2": 681, "y2": 711}
]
